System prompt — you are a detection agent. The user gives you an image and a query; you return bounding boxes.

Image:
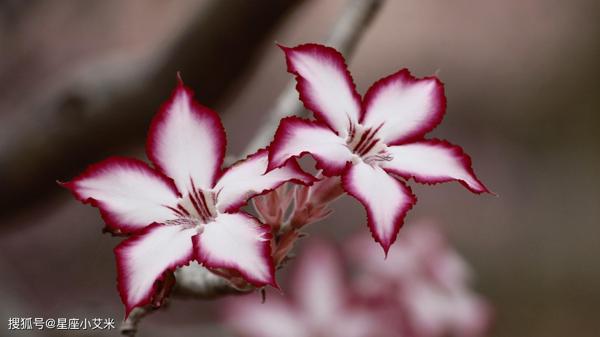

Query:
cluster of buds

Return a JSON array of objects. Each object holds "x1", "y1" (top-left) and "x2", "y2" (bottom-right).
[
  {"x1": 203, "y1": 177, "x2": 345, "y2": 292},
  {"x1": 253, "y1": 176, "x2": 344, "y2": 266},
  {"x1": 225, "y1": 221, "x2": 491, "y2": 337}
]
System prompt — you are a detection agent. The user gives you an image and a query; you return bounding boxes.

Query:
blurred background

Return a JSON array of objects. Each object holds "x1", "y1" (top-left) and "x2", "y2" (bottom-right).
[{"x1": 1, "y1": 0, "x2": 598, "y2": 336}]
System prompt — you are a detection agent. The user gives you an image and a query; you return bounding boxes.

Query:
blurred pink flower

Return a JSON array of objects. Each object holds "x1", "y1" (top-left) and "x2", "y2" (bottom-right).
[
  {"x1": 266, "y1": 43, "x2": 489, "y2": 254},
  {"x1": 225, "y1": 221, "x2": 491, "y2": 337}
]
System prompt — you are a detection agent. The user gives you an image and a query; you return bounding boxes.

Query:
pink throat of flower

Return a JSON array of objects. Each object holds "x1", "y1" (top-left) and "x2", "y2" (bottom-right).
[
  {"x1": 346, "y1": 122, "x2": 391, "y2": 164},
  {"x1": 165, "y1": 187, "x2": 217, "y2": 228}
]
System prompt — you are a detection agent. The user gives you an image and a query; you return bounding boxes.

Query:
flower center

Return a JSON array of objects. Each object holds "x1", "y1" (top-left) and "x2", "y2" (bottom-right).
[
  {"x1": 165, "y1": 184, "x2": 217, "y2": 228},
  {"x1": 346, "y1": 123, "x2": 391, "y2": 165}
]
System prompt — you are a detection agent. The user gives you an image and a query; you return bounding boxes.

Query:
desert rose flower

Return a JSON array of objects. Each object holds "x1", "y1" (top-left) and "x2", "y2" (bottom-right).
[
  {"x1": 62, "y1": 77, "x2": 314, "y2": 316},
  {"x1": 267, "y1": 43, "x2": 489, "y2": 253}
]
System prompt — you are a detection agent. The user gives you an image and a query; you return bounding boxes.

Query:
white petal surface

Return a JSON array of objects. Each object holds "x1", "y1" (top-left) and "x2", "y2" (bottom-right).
[
  {"x1": 195, "y1": 213, "x2": 274, "y2": 286},
  {"x1": 115, "y1": 224, "x2": 195, "y2": 316},
  {"x1": 215, "y1": 149, "x2": 314, "y2": 212},
  {"x1": 342, "y1": 161, "x2": 416, "y2": 253},
  {"x1": 330, "y1": 310, "x2": 389, "y2": 337},
  {"x1": 292, "y1": 241, "x2": 346, "y2": 324},
  {"x1": 268, "y1": 117, "x2": 353, "y2": 176},
  {"x1": 64, "y1": 157, "x2": 179, "y2": 232},
  {"x1": 362, "y1": 69, "x2": 446, "y2": 145},
  {"x1": 282, "y1": 44, "x2": 361, "y2": 136},
  {"x1": 380, "y1": 140, "x2": 488, "y2": 193},
  {"x1": 147, "y1": 80, "x2": 226, "y2": 192}
]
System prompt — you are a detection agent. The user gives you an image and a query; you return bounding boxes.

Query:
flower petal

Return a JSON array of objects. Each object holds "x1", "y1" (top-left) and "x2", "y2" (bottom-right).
[
  {"x1": 215, "y1": 149, "x2": 315, "y2": 213},
  {"x1": 62, "y1": 157, "x2": 180, "y2": 233},
  {"x1": 194, "y1": 213, "x2": 275, "y2": 287},
  {"x1": 146, "y1": 78, "x2": 226, "y2": 192},
  {"x1": 268, "y1": 116, "x2": 353, "y2": 176},
  {"x1": 115, "y1": 223, "x2": 195, "y2": 317},
  {"x1": 225, "y1": 294, "x2": 307, "y2": 337},
  {"x1": 362, "y1": 69, "x2": 446, "y2": 145},
  {"x1": 342, "y1": 162, "x2": 416, "y2": 253},
  {"x1": 380, "y1": 139, "x2": 489, "y2": 193},
  {"x1": 280, "y1": 43, "x2": 361, "y2": 136},
  {"x1": 292, "y1": 240, "x2": 346, "y2": 323}
]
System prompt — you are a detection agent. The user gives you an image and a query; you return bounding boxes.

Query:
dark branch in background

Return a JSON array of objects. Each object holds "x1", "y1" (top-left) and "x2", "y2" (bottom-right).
[
  {"x1": 0, "y1": 0, "x2": 300, "y2": 218},
  {"x1": 174, "y1": 263, "x2": 252, "y2": 299},
  {"x1": 119, "y1": 0, "x2": 385, "y2": 335}
]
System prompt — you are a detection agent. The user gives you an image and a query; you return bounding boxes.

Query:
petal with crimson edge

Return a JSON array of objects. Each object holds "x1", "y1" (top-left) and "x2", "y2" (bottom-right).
[
  {"x1": 62, "y1": 157, "x2": 179, "y2": 233},
  {"x1": 146, "y1": 78, "x2": 226, "y2": 192},
  {"x1": 280, "y1": 43, "x2": 361, "y2": 137},
  {"x1": 362, "y1": 69, "x2": 446, "y2": 145},
  {"x1": 115, "y1": 223, "x2": 196, "y2": 317},
  {"x1": 215, "y1": 149, "x2": 315, "y2": 213},
  {"x1": 268, "y1": 116, "x2": 353, "y2": 176},
  {"x1": 342, "y1": 161, "x2": 416, "y2": 253},
  {"x1": 194, "y1": 213, "x2": 275, "y2": 287},
  {"x1": 380, "y1": 139, "x2": 489, "y2": 193}
]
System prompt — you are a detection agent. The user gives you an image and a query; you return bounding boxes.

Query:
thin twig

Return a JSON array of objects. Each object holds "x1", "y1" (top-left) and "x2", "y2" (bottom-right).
[
  {"x1": 120, "y1": 306, "x2": 154, "y2": 337},
  {"x1": 1, "y1": 0, "x2": 300, "y2": 218}
]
